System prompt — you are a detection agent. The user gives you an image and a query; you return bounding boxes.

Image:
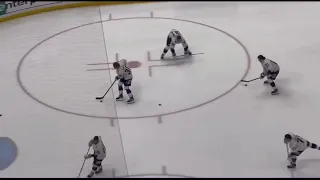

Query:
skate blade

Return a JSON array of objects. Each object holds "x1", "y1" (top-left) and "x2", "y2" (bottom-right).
[
  {"x1": 95, "y1": 169, "x2": 103, "y2": 174},
  {"x1": 271, "y1": 92, "x2": 279, "y2": 95},
  {"x1": 127, "y1": 101, "x2": 135, "y2": 104},
  {"x1": 116, "y1": 99, "x2": 123, "y2": 101}
]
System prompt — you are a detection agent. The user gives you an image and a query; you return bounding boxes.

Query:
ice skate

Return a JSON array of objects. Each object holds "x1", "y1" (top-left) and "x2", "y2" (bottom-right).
[
  {"x1": 184, "y1": 50, "x2": 192, "y2": 56},
  {"x1": 127, "y1": 97, "x2": 135, "y2": 104},
  {"x1": 287, "y1": 163, "x2": 296, "y2": 169},
  {"x1": 172, "y1": 52, "x2": 176, "y2": 57},
  {"x1": 160, "y1": 53, "x2": 165, "y2": 59},
  {"x1": 116, "y1": 94, "x2": 123, "y2": 101},
  {"x1": 87, "y1": 171, "x2": 94, "y2": 178},
  {"x1": 271, "y1": 89, "x2": 279, "y2": 95},
  {"x1": 96, "y1": 166, "x2": 103, "y2": 174}
]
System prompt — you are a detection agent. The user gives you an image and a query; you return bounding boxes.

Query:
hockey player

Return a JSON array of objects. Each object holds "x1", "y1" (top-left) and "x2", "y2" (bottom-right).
[
  {"x1": 113, "y1": 59, "x2": 134, "y2": 104},
  {"x1": 284, "y1": 133, "x2": 320, "y2": 168},
  {"x1": 257, "y1": 55, "x2": 280, "y2": 95},
  {"x1": 84, "y1": 136, "x2": 106, "y2": 178},
  {"x1": 160, "y1": 29, "x2": 192, "y2": 59}
]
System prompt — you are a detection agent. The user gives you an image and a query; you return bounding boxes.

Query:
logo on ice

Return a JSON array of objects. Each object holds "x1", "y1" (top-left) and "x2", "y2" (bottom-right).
[
  {"x1": 0, "y1": 1, "x2": 38, "y2": 16},
  {"x1": 0, "y1": 2, "x2": 7, "y2": 16}
]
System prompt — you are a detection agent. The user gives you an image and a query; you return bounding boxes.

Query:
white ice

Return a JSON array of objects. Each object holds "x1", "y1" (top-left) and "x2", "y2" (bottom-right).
[{"x1": 1, "y1": 1, "x2": 320, "y2": 178}]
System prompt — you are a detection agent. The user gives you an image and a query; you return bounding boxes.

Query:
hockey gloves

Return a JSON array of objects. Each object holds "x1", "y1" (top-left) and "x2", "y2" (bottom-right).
[
  {"x1": 84, "y1": 154, "x2": 93, "y2": 159},
  {"x1": 260, "y1": 72, "x2": 265, "y2": 79}
]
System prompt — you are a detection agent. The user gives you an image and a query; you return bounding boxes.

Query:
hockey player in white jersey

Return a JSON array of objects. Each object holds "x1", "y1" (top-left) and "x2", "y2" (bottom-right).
[
  {"x1": 284, "y1": 133, "x2": 320, "y2": 168},
  {"x1": 257, "y1": 55, "x2": 280, "y2": 95},
  {"x1": 84, "y1": 136, "x2": 106, "y2": 178},
  {"x1": 160, "y1": 29, "x2": 192, "y2": 59},
  {"x1": 113, "y1": 59, "x2": 134, "y2": 104}
]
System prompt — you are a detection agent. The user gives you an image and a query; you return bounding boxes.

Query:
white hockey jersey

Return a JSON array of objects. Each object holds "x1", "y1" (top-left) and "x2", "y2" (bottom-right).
[
  {"x1": 116, "y1": 59, "x2": 132, "y2": 80},
  {"x1": 168, "y1": 29, "x2": 186, "y2": 45},
  {"x1": 287, "y1": 133, "x2": 309, "y2": 152},
  {"x1": 90, "y1": 136, "x2": 106, "y2": 160},
  {"x1": 261, "y1": 58, "x2": 280, "y2": 74}
]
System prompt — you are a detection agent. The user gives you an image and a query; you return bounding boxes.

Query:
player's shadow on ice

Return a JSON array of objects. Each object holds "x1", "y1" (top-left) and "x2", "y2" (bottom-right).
[
  {"x1": 290, "y1": 159, "x2": 320, "y2": 177},
  {"x1": 255, "y1": 71, "x2": 304, "y2": 96},
  {"x1": 255, "y1": 77, "x2": 292, "y2": 98},
  {"x1": 131, "y1": 83, "x2": 142, "y2": 102},
  {"x1": 256, "y1": 76, "x2": 310, "y2": 108}
]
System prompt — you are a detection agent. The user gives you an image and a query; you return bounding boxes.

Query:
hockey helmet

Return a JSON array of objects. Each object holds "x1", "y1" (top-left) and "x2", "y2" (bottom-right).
[
  {"x1": 257, "y1": 55, "x2": 265, "y2": 62},
  {"x1": 284, "y1": 134, "x2": 292, "y2": 143},
  {"x1": 92, "y1": 136, "x2": 100, "y2": 144},
  {"x1": 113, "y1": 62, "x2": 120, "y2": 69},
  {"x1": 93, "y1": 136, "x2": 99, "y2": 141}
]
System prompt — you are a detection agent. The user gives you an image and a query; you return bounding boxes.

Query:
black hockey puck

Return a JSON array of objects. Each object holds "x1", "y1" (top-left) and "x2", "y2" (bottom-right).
[
  {"x1": 100, "y1": 100, "x2": 103, "y2": 102},
  {"x1": 159, "y1": 104, "x2": 161, "y2": 106},
  {"x1": 0, "y1": 114, "x2": 2, "y2": 116},
  {"x1": 245, "y1": 84, "x2": 248, "y2": 86}
]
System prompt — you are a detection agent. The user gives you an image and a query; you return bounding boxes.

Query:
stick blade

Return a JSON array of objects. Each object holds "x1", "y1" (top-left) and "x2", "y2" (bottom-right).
[
  {"x1": 240, "y1": 77, "x2": 259, "y2": 83},
  {"x1": 96, "y1": 97, "x2": 103, "y2": 100}
]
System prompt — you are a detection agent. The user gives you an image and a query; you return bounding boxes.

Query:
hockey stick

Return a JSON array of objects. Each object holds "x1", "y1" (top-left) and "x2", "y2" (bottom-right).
[
  {"x1": 159, "y1": 52, "x2": 204, "y2": 60},
  {"x1": 77, "y1": 147, "x2": 91, "y2": 178},
  {"x1": 240, "y1": 77, "x2": 260, "y2": 83},
  {"x1": 95, "y1": 79, "x2": 117, "y2": 100},
  {"x1": 171, "y1": 52, "x2": 204, "y2": 58}
]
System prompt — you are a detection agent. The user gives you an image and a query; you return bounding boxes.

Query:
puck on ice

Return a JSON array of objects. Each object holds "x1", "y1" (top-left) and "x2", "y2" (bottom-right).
[
  {"x1": 159, "y1": 104, "x2": 161, "y2": 106},
  {"x1": 245, "y1": 84, "x2": 248, "y2": 86},
  {"x1": 0, "y1": 114, "x2": 2, "y2": 116},
  {"x1": 100, "y1": 100, "x2": 103, "y2": 102}
]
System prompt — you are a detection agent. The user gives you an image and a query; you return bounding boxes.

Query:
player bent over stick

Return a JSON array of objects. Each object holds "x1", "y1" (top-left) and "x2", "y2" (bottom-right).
[
  {"x1": 84, "y1": 136, "x2": 106, "y2": 178},
  {"x1": 284, "y1": 133, "x2": 320, "y2": 168},
  {"x1": 113, "y1": 59, "x2": 135, "y2": 104},
  {"x1": 161, "y1": 29, "x2": 192, "y2": 59},
  {"x1": 257, "y1": 55, "x2": 280, "y2": 95}
]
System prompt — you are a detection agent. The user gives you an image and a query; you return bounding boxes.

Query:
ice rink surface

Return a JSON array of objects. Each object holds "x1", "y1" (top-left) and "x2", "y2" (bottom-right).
[{"x1": 1, "y1": 1, "x2": 320, "y2": 178}]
